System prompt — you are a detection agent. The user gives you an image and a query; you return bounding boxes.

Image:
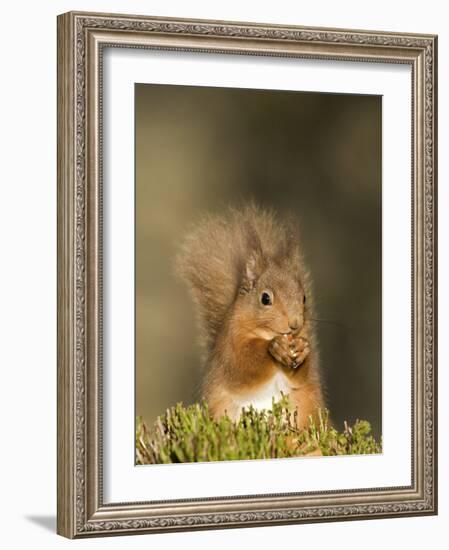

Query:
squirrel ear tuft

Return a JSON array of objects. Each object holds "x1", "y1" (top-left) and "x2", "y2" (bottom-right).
[{"x1": 241, "y1": 251, "x2": 264, "y2": 292}]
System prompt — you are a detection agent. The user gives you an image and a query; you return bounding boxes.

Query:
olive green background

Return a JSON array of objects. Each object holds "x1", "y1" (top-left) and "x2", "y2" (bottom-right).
[{"x1": 135, "y1": 83, "x2": 382, "y2": 438}]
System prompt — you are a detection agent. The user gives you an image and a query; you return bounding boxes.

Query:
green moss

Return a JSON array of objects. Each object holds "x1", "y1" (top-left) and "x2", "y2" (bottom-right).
[{"x1": 136, "y1": 396, "x2": 381, "y2": 464}]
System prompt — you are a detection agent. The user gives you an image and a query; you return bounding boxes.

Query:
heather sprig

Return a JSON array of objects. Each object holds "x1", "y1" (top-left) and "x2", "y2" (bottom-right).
[{"x1": 136, "y1": 396, "x2": 381, "y2": 464}]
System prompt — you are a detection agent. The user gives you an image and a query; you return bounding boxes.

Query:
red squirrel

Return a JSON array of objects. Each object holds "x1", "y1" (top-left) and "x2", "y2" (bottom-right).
[{"x1": 176, "y1": 204, "x2": 324, "y2": 428}]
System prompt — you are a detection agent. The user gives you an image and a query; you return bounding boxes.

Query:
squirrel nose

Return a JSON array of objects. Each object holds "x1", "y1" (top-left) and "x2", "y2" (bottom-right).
[{"x1": 289, "y1": 318, "x2": 300, "y2": 331}]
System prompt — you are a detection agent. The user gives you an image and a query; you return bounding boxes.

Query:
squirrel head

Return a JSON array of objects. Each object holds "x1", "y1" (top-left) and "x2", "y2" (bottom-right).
[{"x1": 235, "y1": 248, "x2": 308, "y2": 340}]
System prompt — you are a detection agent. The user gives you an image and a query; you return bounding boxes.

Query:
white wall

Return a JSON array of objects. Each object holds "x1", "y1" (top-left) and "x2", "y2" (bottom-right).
[{"x1": 0, "y1": 1, "x2": 446, "y2": 548}]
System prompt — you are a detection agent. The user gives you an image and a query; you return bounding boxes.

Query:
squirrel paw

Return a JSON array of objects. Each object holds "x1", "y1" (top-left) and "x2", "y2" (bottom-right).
[{"x1": 269, "y1": 334, "x2": 310, "y2": 370}]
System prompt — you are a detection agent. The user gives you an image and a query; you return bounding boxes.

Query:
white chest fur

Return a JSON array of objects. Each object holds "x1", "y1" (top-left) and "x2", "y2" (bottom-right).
[{"x1": 233, "y1": 372, "x2": 292, "y2": 415}]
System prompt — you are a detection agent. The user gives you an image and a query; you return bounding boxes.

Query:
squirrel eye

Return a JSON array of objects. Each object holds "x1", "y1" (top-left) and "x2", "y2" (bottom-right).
[{"x1": 261, "y1": 292, "x2": 272, "y2": 306}]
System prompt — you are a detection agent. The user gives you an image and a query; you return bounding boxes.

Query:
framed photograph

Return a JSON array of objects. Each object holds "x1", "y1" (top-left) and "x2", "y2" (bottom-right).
[{"x1": 57, "y1": 11, "x2": 438, "y2": 538}]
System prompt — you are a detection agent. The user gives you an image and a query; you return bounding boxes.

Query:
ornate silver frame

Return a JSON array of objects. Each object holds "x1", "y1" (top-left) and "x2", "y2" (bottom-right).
[{"x1": 57, "y1": 11, "x2": 438, "y2": 538}]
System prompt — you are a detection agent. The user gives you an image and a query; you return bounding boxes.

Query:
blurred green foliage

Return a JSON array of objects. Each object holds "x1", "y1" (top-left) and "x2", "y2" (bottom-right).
[{"x1": 136, "y1": 85, "x2": 382, "y2": 439}]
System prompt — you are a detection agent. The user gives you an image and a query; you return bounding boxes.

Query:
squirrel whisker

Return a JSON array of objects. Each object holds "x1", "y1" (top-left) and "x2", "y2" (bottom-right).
[{"x1": 306, "y1": 317, "x2": 346, "y2": 329}]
